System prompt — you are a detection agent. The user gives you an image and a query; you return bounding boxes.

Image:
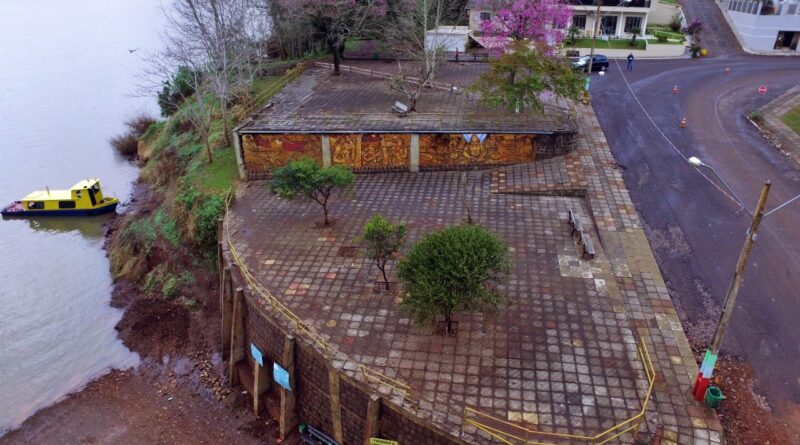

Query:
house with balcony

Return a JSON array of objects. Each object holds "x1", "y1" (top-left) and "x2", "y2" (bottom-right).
[
  {"x1": 467, "y1": 0, "x2": 653, "y2": 40},
  {"x1": 722, "y1": 0, "x2": 800, "y2": 52}
]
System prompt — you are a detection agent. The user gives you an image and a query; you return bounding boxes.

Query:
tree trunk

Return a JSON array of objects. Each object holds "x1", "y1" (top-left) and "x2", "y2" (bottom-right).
[
  {"x1": 379, "y1": 266, "x2": 389, "y2": 291},
  {"x1": 204, "y1": 136, "x2": 213, "y2": 164},
  {"x1": 331, "y1": 42, "x2": 342, "y2": 76},
  {"x1": 409, "y1": 96, "x2": 417, "y2": 112},
  {"x1": 322, "y1": 202, "x2": 330, "y2": 226},
  {"x1": 221, "y1": 98, "x2": 231, "y2": 146}
]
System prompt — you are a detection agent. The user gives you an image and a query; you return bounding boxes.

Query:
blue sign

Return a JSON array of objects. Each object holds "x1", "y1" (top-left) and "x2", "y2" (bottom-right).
[
  {"x1": 250, "y1": 343, "x2": 263, "y2": 367},
  {"x1": 273, "y1": 363, "x2": 291, "y2": 390}
]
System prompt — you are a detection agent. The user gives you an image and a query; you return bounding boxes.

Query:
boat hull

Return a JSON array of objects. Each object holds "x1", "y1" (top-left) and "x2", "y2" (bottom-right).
[{"x1": 1, "y1": 201, "x2": 118, "y2": 218}]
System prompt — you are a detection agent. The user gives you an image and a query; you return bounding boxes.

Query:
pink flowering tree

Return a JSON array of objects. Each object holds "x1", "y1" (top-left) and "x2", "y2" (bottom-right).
[
  {"x1": 479, "y1": 0, "x2": 572, "y2": 55},
  {"x1": 278, "y1": 0, "x2": 387, "y2": 75}
]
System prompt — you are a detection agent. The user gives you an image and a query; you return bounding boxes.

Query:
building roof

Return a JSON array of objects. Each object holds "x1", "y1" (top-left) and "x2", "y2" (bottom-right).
[{"x1": 237, "y1": 61, "x2": 576, "y2": 135}]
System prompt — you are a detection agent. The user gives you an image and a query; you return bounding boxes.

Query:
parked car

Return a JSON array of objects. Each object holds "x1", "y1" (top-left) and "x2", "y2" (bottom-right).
[{"x1": 571, "y1": 55, "x2": 609, "y2": 72}]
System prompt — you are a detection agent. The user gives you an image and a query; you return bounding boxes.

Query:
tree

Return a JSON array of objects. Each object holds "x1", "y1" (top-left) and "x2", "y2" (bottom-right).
[
  {"x1": 270, "y1": 158, "x2": 355, "y2": 226},
  {"x1": 471, "y1": 39, "x2": 583, "y2": 113},
  {"x1": 278, "y1": 0, "x2": 387, "y2": 75},
  {"x1": 682, "y1": 18, "x2": 704, "y2": 47},
  {"x1": 479, "y1": 0, "x2": 572, "y2": 55},
  {"x1": 385, "y1": 0, "x2": 464, "y2": 111},
  {"x1": 363, "y1": 215, "x2": 407, "y2": 290},
  {"x1": 397, "y1": 224, "x2": 511, "y2": 336},
  {"x1": 629, "y1": 27, "x2": 641, "y2": 46},
  {"x1": 566, "y1": 25, "x2": 581, "y2": 44},
  {"x1": 157, "y1": 66, "x2": 197, "y2": 117}
]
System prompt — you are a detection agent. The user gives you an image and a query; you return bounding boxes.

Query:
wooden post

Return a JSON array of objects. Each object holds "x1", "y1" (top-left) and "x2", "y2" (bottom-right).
[
  {"x1": 279, "y1": 336, "x2": 298, "y2": 440},
  {"x1": 220, "y1": 267, "x2": 233, "y2": 360},
  {"x1": 710, "y1": 181, "x2": 771, "y2": 354},
  {"x1": 229, "y1": 288, "x2": 245, "y2": 386},
  {"x1": 328, "y1": 368, "x2": 344, "y2": 444},
  {"x1": 253, "y1": 359, "x2": 270, "y2": 415},
  {"x1": 363, "y1": 394, "x2": 382, "y2": 445}
]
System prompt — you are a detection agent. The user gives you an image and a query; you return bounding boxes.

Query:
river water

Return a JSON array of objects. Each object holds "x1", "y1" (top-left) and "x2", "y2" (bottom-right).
[{"x1": 0, "y1": 0, "x2": 164, "y2": 434}]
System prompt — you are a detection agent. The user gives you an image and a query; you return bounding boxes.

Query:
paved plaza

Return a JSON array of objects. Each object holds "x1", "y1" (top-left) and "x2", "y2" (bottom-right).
[{"x1": 226, "y1": 105, "x2": 723, "y2": 444}]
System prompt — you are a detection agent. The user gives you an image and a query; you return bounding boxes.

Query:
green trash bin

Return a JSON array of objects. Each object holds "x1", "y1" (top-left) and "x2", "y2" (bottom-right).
[{"x1": 705, "y1": 386, "x2": 725, "y2": 409}]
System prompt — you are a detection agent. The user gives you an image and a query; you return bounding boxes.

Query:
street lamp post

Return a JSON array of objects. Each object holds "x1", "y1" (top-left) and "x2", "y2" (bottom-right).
[{"x1": 582, "y1": 0, "x2": 632, "y2": 104}]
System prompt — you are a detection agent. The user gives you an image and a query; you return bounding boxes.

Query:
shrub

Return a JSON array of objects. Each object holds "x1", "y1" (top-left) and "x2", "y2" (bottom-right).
[
  {"x1": 125, "y1": 112, "x2": 157, "y2": 138},
  {"x1": 669, "y1": 13, "x2": 682, "y2": 32},
  {"x1": 397, "y1": 224, "x2": 511, "y2": 336},
  {"x1": 161, "y1": 275, "x2": 180, "y2": 300},
  {"x1": 193, "y1": 194, "x2": 225, "y2": 250},
  {"x1": 109, "y1": 133, "x2": 139, "y2": 158},
  {"x1": 748, "y1": 111, "x2": 765, "y2": 124}
]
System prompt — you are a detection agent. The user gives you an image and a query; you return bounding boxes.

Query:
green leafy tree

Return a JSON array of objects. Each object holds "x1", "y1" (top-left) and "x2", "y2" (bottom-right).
[
  {"x1": 397, "y1": 224, "x2": 511, "y2": 336},
  {"x1": 363, "y1": 215, "x2": 407, "y2": 291},
  {"x1": 470, "y1": 40, "x2": 583, "y2": 114},
  {"x1": 270, "y1": 158, "x2": 354, "y2": 226}
]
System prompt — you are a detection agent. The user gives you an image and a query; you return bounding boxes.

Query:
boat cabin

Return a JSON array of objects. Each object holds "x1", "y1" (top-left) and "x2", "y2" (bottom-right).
[{"x1": 22, "y1": 179, "x2": 109, "y2": 211}]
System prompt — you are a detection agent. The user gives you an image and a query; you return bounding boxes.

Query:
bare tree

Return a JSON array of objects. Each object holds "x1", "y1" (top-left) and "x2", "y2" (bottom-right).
[
  {"x1": 276, "y1": 0, "x2": 387, "y2": 75},
  {"x1": 386, "y1": 0, "x2": 462, "y2": 111},
  {"x1": 164, "y1": 0, "x2": 263, "y2": 146}
]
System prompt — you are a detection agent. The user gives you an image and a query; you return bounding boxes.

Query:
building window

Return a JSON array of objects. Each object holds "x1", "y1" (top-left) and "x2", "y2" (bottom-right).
[
  {"x1": 480, "y1": 12, "x2": 491, "y2": 21},
  {"x1": 58, "y1": 201, "x2": 77, "y2": 209},
  {"x1": 624, "y1": 16, "x2": 642, "y2": 33},
  {"x1": 572, "y1": 15, "x2": 586, "y2": 30}
]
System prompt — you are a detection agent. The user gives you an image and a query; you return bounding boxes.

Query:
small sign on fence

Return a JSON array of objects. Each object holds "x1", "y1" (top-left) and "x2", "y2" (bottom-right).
[
  {"x1": 250, "y1": 343, "x2": 263, "y2": 367},
  {"x1": 273, "y1": 363, "x2": 291, "y2": 390}
]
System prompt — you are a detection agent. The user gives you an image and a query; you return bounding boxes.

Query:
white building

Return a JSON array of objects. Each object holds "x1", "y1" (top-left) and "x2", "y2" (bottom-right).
[
  {"x1": 723, "y1": 0, "x2": 800, "y2": 52},
  {"x1": 467, "y1": 0, "x2": 654, "y2": 40},
  {"x1": 425, "y1": 26, "x2": 471, "y2": 52}
]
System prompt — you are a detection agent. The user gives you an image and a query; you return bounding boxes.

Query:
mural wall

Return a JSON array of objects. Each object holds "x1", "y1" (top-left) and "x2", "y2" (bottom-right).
[
  {"x1": 329, "y1": 134, "x2": 409, "y2": 169},
  {"x1": 240, "y1": 132, "x2": 553, "y2": 178},
  {"x1": 242, "y1": 134, "x2": 322, "y2": 176},
  {"x1": 418, "y1": 133, "x2": 535, "y2": 167}
]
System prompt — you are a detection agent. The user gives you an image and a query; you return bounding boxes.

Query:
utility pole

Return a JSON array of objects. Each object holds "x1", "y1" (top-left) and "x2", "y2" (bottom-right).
[{"x1": 694, "y1": 181, "x2": 771, "y2": 400}]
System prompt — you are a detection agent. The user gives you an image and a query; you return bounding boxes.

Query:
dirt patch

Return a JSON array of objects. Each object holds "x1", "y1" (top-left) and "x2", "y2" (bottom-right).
[
  {"x1": 115, "y1": 298, "x2": 190, "y2": 358},
  {"x1": 712, "y1": 355, "x2": 799, "y2": 444}
]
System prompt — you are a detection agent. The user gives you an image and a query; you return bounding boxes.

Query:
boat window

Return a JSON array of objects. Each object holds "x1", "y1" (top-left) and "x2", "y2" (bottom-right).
[
  {"x1": 58, "y1": 201, "x2": 77, "y2": 209},
  {"x1": 28, "y1": 202, "x2": 44, "y2": 210}
]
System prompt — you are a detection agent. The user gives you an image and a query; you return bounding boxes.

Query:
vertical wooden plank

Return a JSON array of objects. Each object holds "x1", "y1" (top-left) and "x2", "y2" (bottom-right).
[
  {"x1": 363, "y1": 394, "x2": 382, "y2": 445},
  {"x1": 253, "y1": 360, "x2": 270, "y2": 415},
  {"x1": 229, "y1": 288, "x2": 245, "y2": 387},
  {"x1": 220, "y1": 267, "x2": 232, "y2": 360},
  {"x1": 328, "y1": 368, "x2": 344, "y2": 444},
  {"x1": 279, "y1": 336, "x2": 298, "y2": 440}
]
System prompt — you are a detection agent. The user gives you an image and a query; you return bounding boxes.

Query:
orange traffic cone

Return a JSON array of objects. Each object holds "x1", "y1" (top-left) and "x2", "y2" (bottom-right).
[
  {"x1": 672, "y1": 85, "x2": 678, "y2": 95},
  {"x1": 725, "y1": 67, "x2": 731, "y2": 74},
  {"x1": 679, "y1": 117, "x2": 687, "y2": 128}
]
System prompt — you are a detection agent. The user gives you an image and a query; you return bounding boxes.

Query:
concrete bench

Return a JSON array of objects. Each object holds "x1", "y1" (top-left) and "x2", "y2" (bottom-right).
[
  {"x1": 568, "y1": 209, "x2": 583, "y2": 236},
  {"x1": 580, "y1": 232, "x2": 596, "y2": 260},
  {"x1": 392, "y1": 101, "x2": 408, "y2": 116}
]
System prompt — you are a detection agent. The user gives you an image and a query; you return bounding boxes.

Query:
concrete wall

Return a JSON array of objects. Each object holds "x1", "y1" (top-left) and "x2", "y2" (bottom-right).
[
  {"x1": 237, "y1": 131, "x2": 577, "y2": 180},
  {"x1": 425, "y1": 27, "x2": 470, "y2": 52},
  {"x1": 726, "y1": 8, "x2": 800, "y2": 51},
  {"x1": 219, "y1": 244, "x2": 464, "y2": 445},
  {"x1": 649, "y1": 0, "x2": 683, "y2": 25},
  {"x1": 562, "y1": 41, "x2": 686, "y2": 58}
]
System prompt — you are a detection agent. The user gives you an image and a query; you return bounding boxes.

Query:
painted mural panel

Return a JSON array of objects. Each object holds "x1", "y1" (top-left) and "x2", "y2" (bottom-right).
[
  {"x1": 242, "y1": 134, "x2": 322, "y2": 173},
  {"x1": 329, "y1": 134, "x2": 410, "y2": 168},
  {"x1": 419, "y1": 134, "x2": 535, "y2": 166}
]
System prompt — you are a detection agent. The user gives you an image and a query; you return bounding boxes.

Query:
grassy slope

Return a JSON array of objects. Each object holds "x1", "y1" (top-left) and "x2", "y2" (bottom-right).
[{"x1": 109, "y1": 74, "x2": 284, "y2": 303}]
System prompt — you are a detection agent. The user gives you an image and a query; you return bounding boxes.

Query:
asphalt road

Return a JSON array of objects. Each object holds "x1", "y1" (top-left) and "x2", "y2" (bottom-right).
[{"x1": 588, "y1": 3, "x2": 800, "y2": 424}]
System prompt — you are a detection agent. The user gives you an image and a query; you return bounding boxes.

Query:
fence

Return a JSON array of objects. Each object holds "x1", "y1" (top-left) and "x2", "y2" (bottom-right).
[
  {"x1": 222, "y1": 190, "x2": 414, "y2": 401},
  {"x1": 462, "y1": 337, "x2": 656, "y2": 445}
]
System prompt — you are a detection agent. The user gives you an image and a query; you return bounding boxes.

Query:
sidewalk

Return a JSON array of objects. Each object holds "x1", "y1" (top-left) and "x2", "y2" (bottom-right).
[{"x1": 755, "y1": 86, "x2": 800, "y2": 169}]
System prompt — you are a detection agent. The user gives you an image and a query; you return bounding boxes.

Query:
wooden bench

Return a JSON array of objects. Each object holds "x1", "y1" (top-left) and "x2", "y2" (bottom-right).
[{"x1": 392, "y1": 101, "x2": 408, "y2": 117}]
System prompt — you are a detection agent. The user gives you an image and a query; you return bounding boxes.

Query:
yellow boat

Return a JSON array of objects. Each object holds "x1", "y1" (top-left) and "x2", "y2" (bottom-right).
[{"x1": 1, "y1": 179, "x2": 119, "y2": 217}]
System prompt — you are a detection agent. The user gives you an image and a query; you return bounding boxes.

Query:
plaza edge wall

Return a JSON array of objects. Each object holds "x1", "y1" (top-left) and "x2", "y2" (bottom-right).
[
  {"x1": 218, "y1": 239, "x2": 465, "y2": 445},
  {"x1": 234, "y1": 131, "x2": 578, "y2": 180}
]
